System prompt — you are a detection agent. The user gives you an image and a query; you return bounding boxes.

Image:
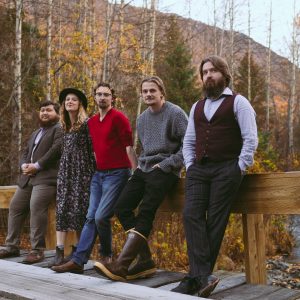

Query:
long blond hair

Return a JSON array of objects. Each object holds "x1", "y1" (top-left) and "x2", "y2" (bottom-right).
[{"x1": 60, "y1": 101, "x2": 87, "y2": 132}]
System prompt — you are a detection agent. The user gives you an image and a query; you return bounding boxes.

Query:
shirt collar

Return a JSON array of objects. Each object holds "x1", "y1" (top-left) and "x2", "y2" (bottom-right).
[{"x1": 207, "y1": 87, "x2": 232, "y2": 101}]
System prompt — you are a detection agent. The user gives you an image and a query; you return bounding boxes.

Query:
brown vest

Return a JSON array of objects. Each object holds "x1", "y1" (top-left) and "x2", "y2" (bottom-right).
[{"x1": 194, "y1": 94, "x2": 242, "y2": 162}]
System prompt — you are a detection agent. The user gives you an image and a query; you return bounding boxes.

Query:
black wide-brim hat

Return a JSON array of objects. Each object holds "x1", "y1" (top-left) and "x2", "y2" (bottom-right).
[{"x1": 59, "y1": 88, "x2": 88, "y2": 110}]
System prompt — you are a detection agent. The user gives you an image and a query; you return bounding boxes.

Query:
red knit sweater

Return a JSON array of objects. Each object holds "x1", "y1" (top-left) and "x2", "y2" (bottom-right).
[{"x1": 88, "y1": 109, "x2": 133, "y2": 170}]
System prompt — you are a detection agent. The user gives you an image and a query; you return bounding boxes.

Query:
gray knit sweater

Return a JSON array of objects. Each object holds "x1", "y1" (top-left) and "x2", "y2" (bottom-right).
[{"x1": 137, "y1": 101, "x2": 188, "y2": 176}]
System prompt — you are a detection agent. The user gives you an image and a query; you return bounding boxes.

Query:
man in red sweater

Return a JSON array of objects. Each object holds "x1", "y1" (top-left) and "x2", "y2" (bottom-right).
[{"x1": 52, "y1": 83, "x2": 137, "y2": 273}]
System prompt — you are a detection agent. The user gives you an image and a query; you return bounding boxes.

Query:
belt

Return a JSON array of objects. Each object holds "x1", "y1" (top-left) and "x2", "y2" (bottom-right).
[{"x1": 197, "y1": 157, "x2": 214, "y2": 164}]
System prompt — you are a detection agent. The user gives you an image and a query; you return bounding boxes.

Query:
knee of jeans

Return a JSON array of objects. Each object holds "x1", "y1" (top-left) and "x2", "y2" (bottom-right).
[
  {"x1": 85, "y1": 217, "x2": 96, "y2": 225},
  {"x1": 95, "y1": 215, "x2": 110, "y2": 227}
]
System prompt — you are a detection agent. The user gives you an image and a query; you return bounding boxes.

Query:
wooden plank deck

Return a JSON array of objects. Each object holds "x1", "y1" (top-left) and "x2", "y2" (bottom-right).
[{"x1": 0, "y1": 251, "x2": 299, "y2": 300}]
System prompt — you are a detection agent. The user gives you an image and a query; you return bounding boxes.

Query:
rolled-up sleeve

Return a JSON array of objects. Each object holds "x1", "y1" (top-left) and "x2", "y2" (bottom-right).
[{"x1": 183, "y1": 103, "x2": 197, "y2": 170}]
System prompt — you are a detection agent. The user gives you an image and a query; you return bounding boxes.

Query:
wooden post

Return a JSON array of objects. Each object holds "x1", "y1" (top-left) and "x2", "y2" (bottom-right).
[
  {"x1": 46, "y1": 200, "x2": 56, "y2": 249},
  {"x1": 242, "y1": 213, "x2": 266, "y2": 284},
  {"x1": 46, "y1": 199, "x2": 77, "y2": 254}
]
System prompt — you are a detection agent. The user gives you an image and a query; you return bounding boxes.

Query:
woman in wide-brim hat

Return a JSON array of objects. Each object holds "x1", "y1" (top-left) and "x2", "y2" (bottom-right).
[{"x1": 49, "y1": 88, "x2": 95, "y2": 268}]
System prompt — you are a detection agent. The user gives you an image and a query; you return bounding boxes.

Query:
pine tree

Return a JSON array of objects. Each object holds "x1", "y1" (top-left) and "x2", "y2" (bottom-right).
[{"x1": 154, "y1": 17, "x2": 200, "y2": 113}]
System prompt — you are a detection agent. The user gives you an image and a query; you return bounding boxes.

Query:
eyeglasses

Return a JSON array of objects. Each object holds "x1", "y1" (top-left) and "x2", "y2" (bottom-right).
[{"x1": 95, "y1": 92, "x2": 112, "y2": 98}]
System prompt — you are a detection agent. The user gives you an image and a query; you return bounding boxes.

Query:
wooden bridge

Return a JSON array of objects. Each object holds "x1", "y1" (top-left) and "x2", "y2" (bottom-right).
[{"x1": 0, "y1": 171, "x2": 300, "y2": 299}]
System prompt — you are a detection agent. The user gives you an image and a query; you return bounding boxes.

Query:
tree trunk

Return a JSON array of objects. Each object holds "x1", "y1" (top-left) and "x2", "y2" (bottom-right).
[
  {"x1": 287, "y1": 1, "x2": 298, "y2": 168},
  {"x1": 46, "y1": 0, "x2": 53, "y2": 101},
  {"x1": 148, "y1": 0, "x2": 156, "y2": 75},
  {"x1": 229, "y1": 0, "x2": 235, "y2": 89},
  {"x1": 247, "y1": 0, "x2": 251, "y2": 102},
  {"x1": 58, "y1": 0, "x2": 62, "y2": 93},
  {"x1": 102, "y1": 1, "x2": 115, "y2": 82},
  {"x1": 266, "y1": 0, "x2": 272, "y2": 133},
  {"x1": 213, "y1": 0, "x2": 217, "y2": 55},
  {"x1": 15, "y1": 0, "x2": 22, "y2": 155},
  {"x1": 12, "y1": 0, "x2": 23, "y2": 181}
]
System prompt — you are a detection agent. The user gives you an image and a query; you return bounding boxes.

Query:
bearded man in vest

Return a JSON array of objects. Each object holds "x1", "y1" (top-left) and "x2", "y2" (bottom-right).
[{"x1": 172, "y1": 55, "x2": 258, "y2": 298}]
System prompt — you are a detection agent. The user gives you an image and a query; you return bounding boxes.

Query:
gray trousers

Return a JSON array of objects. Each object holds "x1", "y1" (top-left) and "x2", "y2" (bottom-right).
[
  {"x1": 5, "y1": 181, "x2": 56, "y2": 250},
  {"x1": 183, "y1": 159, "x2": 243, "y2": 278}
]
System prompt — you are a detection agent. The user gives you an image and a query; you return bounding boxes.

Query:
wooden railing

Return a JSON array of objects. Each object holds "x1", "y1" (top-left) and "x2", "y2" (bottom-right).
[{"x1": 1, "y1": 172, "x2": 300, "y2": 285}]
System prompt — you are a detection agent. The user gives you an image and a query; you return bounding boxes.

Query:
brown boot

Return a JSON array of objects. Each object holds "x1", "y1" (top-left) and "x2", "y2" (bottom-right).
[
  {"x1": 48, "y1": 246, "x2": 64, "y2": 267},
  {"x1": 99, "y1": 255, "x2": 112, "y2": 264},
  {"x1": 126, "y1": 239, "x2": 156, "y2": 280},
  {"x1": 94, "y1": 230, "x2": 145, "y2": 282},
  {"x1": 51, "y1": 260, "x2": 83, "y2": 274},
  {"x1": 0, "y1": 247, "x2": 20, "y2": 259},
  {"x1": 63, "y1": 245, "x2": 77, "y2": 263},
  {"x1": 22, "y1": 249, "x2": 44, "y2": 264}
]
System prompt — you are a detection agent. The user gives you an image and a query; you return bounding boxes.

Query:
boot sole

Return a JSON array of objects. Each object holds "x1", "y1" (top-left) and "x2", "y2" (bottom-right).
[
  {"x1": 198, "y1": 278, "x2": 220, "y2": 298},
  {"x1": 94, "y1": 262, "x2": 126, "y2": 282},
  {"x1": 126, "y1": 268, "x2": 157, "y2": 280},
  {"x1": 52, "y1": 268, "x2": 84, "y2": 274}
]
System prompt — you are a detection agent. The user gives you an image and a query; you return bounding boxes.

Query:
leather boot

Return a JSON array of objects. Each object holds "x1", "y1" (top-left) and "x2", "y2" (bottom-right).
[
  {"x1": 126, "y1": 239, "x2": 156, "y2": 280},
  {"x1": 63, "y1": 245, "x2": 77, "y2": 263},
  {"x1": 94, "y1": 230, "x2": 145, "y2": 282},
  {"x1": 48, "y1": 246, "x2": 64, "y2": 268}
]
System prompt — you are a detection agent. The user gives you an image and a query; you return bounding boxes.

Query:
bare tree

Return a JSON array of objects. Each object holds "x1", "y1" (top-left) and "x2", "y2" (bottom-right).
[
  {"x1": 219, "y1": 0, "x2": 229, "y2": 57},
  {"x1": 229, "y1": 0, "x2": 235, "y2": 89},
  {"x1": 46, "y1": 0, "x2": 53, "y2": 101},
  {"x1": 57, "y1": 0, "x2": 62, "y2": 93},
  {"x1": 213, "y1": 0, "x2": 218, "y2": 55},
  {"x1": 266, "y1": 0, "x2": 272, "y2": 133},
  {"x1": 287, "y1": 0, "x2": 299, "y2": 166},
  {"x1": 15, "y1": 0, "x2": 23, "y2": 155},
  {"x1": 148, "y1": 0, "x2": 157, "y2": 75},
  {"x1": 134, "y1": 0, "x2": 151, "y2": 149},
  {"x1": 247, "y1": 0, "x2": 251, "y2": 102},
  {"x1": 102, "y1": 0, "x2": 115, "y2": 82}
]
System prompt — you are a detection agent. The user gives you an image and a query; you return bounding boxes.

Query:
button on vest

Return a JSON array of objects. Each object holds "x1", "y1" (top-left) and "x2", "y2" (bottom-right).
[{"x1": 194, "y1": 95, "x2": 243, "y2": 162}]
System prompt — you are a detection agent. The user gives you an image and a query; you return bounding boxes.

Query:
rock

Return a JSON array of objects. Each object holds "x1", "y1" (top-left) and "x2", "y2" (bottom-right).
[
  {"x1": 217, "y1": 255, "x2": 236, "y2": 271},
  {"x1": 267, "y1": 256, "x2": 300, "y2": 290}
]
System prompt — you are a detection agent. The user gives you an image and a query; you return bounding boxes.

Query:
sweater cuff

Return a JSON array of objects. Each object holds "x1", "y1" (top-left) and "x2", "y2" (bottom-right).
[{"x1": 159, "y1": 160, "x2": 172, "y2": 173}]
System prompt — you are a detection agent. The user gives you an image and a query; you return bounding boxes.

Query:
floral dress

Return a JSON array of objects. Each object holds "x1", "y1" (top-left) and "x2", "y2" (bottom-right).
[{"x1": 56, "y1": 119, "x2": 95, "y2": 231}]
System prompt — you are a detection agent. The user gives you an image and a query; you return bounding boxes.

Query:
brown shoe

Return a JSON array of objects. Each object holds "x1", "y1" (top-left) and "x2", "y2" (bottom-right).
[
  {"x1": 22, "y1": 249, "x2": 44, "y2": 264},
  {"x1": 0, "y1": 248, "x2": 20, "y2": 259},
  {"x1": 51, "y1": 260, "x2": 83, "y2": 274},
  {"x1": 198, "y1": 275, "x2": 220, "y2": 298}
]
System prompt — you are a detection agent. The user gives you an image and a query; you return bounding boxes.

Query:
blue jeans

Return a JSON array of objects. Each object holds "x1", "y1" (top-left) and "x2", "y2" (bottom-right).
[{"x1": 72, "y1": 168, "x2": 130, "y2": 266}]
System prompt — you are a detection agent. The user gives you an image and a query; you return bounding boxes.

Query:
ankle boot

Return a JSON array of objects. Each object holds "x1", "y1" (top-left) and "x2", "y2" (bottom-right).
[
  {"x1": 126, "y1": 239, "x2": 156, "y2": 280},
  {"x1": 94, "y1": 230, "x2": 145, "y2": 282},
  {"x1": 48, "y1": 246, "x2": 64, "y2": 267},
  {"x1": 63, "y1": 245, "x2": 77, "y2": 263}
]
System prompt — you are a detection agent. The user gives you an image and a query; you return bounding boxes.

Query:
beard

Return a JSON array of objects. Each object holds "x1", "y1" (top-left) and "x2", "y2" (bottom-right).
[
  {"x1": 39, "y1": 115, "x2": 59, "y2": 128},
  {"x1": 203, "y1": 76, "x2": 226, "y2": 99}
]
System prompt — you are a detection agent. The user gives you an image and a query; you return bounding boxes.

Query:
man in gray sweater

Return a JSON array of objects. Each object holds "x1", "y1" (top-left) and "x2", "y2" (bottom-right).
[{"x1": 94, "y1": 76, "x2": 188, "y2": 282}]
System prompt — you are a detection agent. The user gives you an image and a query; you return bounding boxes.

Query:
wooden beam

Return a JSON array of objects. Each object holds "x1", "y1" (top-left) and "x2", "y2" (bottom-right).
[
  {"x1": 3, "y1": 173, "x2": 300, "y2": 214},
  {"x1": 0, "y1": 186, "x2": 17, "y2": 208},
  {"x1": 242, "y1": 214, "x2": 266, "y2": 284},
  {"x1": 232, "y1": 172, "x2": 300, "y2": 214},
  {"x1": 160, "y1": 172, "x2": 300, "y2": 214}
]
